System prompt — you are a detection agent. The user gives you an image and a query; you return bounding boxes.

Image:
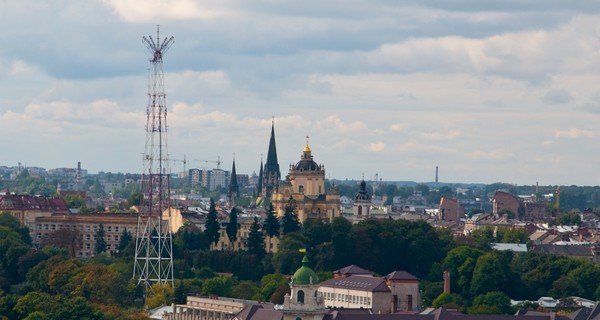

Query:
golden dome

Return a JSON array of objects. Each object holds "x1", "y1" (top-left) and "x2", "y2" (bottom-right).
[{"x1": 304, "y1": 144, "x2": 311, "y2": 153}]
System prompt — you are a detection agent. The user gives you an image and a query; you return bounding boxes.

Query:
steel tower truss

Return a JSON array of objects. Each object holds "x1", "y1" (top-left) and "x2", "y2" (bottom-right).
[{"x1": 134, "y1": 25, "x2": 175, "y2": 292}]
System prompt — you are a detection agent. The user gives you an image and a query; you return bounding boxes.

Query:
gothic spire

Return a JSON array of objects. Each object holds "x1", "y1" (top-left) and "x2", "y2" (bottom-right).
[{"x1": 229, "y1": 154, "x2": 239, "y2": 198}]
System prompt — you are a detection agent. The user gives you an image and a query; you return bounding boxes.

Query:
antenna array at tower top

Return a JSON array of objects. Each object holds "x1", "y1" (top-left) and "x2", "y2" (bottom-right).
[{"x1": 142, "y1": 25, "x2": 174, "y2": 63}]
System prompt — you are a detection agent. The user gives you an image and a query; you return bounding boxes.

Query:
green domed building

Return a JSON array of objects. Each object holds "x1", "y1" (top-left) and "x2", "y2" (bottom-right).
[
  {"x1": 282, "y1": 255, "x2": 328, "y2": 320},
  {"x1": 292, "y1": 256, "x2": 319, "y2": 285}
]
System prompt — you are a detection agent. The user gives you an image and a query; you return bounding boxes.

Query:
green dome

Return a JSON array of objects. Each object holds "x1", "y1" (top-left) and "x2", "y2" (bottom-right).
[{"x1": 292, "y1": 256, "x2": 318, "y2": 285}]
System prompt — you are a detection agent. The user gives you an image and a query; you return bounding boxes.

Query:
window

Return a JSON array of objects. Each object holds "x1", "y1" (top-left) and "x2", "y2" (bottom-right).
[
  {"x1": 37, "y1": 224, "x2": 42, "y2": 230},
  {"x1": 107, "y1": 226, "x2": 112, "y2": 232},
  {"x1": 51, "y1": 224, "x2": 56, "y2": 230},
  {"x1": 44, "y1": 224, "x2": 48, "y2": 230},
  {"x1": 86, "y1": 235, "x2": 90, "y2": 240},
  {"x1": 86, "y1": 226, "x2": 91, "y2": 231},
  {"x1": 299, "y1": 185, "x2": 304, "y2": 194},
  {"x1": 297, "y1": 290, "x2": 305, "y2": 304},
  {"x1": 114, "y1": 235, "x2": 119, "y2": 241},
  {"x1": 115, "y1": 226, "x2": 119, "y2": 232}
]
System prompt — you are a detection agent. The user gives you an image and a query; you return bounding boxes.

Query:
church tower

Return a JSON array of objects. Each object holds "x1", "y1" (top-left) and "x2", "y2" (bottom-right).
[
  {"x1": 263, "y1": 119, "x2": 281, "y2": 198},
  {"x1": 353, "y1": 179, "x2": 372, "y2": 223},
  {"x1": 228, "y1": 155, "x2": 238, "y2": 206}
]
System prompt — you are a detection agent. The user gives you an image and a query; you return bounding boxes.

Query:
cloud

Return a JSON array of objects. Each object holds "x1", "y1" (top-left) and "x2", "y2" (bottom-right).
[
  {"x1": 367, "y1": 142, "x2": 385, "y2": 152},
  {"x1": 554, "y1": 128, "x2": 594, "y2": 139},
  {"x1": 101, "y1": 0, "x2": 227, "y2": 22},
  {"x1": 542, "y1": 88, "x2": 573, "y2": 104}
]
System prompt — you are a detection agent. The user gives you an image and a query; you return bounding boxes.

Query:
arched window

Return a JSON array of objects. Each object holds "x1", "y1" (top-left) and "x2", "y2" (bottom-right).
[
  {"x1": 358, "y1": 205, "x2": 362, "y2": 216},
  {"x1": 297, "y1": 290, "x2": 305, "y2": 304},
  {"x1": 299, "y1": 185, "x2": 304, "y2": 194}
]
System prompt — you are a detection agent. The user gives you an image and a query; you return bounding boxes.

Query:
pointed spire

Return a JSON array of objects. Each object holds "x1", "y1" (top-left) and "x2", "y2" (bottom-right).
[
  {"x1": 257, "y1": 154, "x2": 264, "y2": 196},
  {"x1": 229, "y1": 154, "x2": 238, "y2": 198},
  {"x1": 264, "y1": 118, "x2": 281, "y2": 198}
]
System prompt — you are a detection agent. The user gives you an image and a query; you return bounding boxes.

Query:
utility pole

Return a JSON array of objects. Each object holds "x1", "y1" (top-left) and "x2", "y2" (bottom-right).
[{"x1": 133, "y1": 25, "x2": 175, "y2": 293}]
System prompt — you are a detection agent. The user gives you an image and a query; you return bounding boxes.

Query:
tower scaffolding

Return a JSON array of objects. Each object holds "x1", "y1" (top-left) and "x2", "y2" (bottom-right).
[{"x1": 133, "y1": 25, "x2": 175, "y2": 292}]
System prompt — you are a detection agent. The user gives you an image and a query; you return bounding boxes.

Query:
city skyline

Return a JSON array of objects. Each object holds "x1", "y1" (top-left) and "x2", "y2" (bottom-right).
[{"x1": 2, "y1": 1, "x2": 600, "y2": 185}]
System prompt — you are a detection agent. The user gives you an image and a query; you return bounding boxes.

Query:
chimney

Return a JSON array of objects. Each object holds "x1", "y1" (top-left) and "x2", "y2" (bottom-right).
[{"x1": 443, "y1": 271, "x2": 451, "y2": 294}]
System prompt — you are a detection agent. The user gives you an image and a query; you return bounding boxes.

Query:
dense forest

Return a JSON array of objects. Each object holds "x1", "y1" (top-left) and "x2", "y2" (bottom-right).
[{"x1": 1, "y1": 208, "x2": 599, "y2": 319}]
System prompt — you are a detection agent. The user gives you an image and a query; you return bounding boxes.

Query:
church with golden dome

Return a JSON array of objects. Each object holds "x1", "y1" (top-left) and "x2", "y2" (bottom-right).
[{"x1": 270, "y1": 138, "x2": 341, "y2": 222}]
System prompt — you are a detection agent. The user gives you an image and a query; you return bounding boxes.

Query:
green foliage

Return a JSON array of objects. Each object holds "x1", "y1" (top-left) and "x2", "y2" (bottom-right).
[
  {"x1": 232, "y1": 281, "x2": 259, "y2": 300},
  {"x1": 270, "y1": 281, "x2": 291, "y2": 304},
  {"x1": 263, "y1": 203, "x2": 280, "y2": 238},
  {"x1": 201, "y1": 276, "x2": 236, "y2": 297},
  {"x1": 271, "y1": 232, "x2": 306, "y2": 275},
  {"x1": 146, "y1": 283, "x2": 174, "y2": 310},
  {"x1": 281, "y1": 197, "x2": 300, "y2": 234},
  {"x1": 247, "y1": 217, "x2": 266, "y2": 258},
  {"x1": 117, "y1": 228, "x2": 132, "y2": 253},
  {"x1": 470, "y1": 291, "x2": 511, "y2": 314},
  {"x1": 470, "y1": 252, "x2": 508, "y2": 297},
  {"x1": 205, "y1": 199, "x2": 220, "y2": 246},
  {"x1": 259, "y1": 273, "x2": 288, "y2": 302},
  {"x1": 0, "y1": 213, "x2": 31, "y2": 245},
  {"x1": 94, "y1": 224, "x2": 107, "y2": 254},
  {"x1": 552, "y1": 213, "x2": 582, "y2": 226},
  {"x1": 226, "y1": 207, "x2": 239, "y2": 245},
  {"x1": 431, "y1": 292, "x2": 461, "y2": 308}
]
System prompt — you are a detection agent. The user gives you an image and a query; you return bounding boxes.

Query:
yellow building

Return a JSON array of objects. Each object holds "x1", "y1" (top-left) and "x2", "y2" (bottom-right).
[{"x1": 271, "y1": 142, "x2": 341, "y2": 222}]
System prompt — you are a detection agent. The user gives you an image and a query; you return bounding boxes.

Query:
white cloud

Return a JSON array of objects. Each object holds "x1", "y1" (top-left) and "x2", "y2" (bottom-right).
[
  {"x1": 367, "y1": 142, "x2": 385, "y2": 152},
  {"x1": 555, "y1": 128, "x2": 594, "y2": 139},
  {"x1": 101, "y1": 0, "x2": 227, "y2": 22}
]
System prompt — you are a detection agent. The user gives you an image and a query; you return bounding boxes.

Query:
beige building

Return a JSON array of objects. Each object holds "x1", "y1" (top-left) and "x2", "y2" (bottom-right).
[
  {"x1": 32, "y1": 207, "x2": 182, "y2": 258},
  {"x1": 33, "y1": 213, "x2": 140, "y2": 257},
  {"x1": 317, "y1": 266, "x2": 420, "y2": 313},
  {"x1": 271, "y1": 143, "x2": 341, "y2": 222},
  {"x1": 215, "y1": 215, "x2": 280, "y2": 253}
]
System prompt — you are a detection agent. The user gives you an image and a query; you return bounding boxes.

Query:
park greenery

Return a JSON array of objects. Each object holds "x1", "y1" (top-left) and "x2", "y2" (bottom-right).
[{"x1": 0, "y1": 194, "x2": 599, "y2": 318}]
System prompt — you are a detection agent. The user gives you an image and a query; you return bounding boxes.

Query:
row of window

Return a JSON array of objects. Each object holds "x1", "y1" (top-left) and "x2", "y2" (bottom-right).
[
  {"x1": 36, "y1": 224, "x2": 132, "y2": 233},
  {"x1": 319, "y1": 291, "x2": 371, "y2": 305},
  {"x1": 36, "y1": 233, "x2": 119, "y2": 242}
]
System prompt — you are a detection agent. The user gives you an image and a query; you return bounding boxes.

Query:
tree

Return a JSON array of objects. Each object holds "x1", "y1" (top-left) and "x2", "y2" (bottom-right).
[
  {"x1": 470, "y1": 252, "x2": 508, "y2": 296},
  {"x1": 247, "y1": 217, "x2": 266, "y2": 258},
  {"x1": 232, "y1": 281, "x2": 259, "y2": 300},
  {"x1": 117, "y1": 228, "x2": 132, "y2": 252},
  {"x1": 226, "y1": 207, "x2": 239, "y2": 248},
  {"x1": 264, "y1": 203, "x2": 280, "y2": 239},
  {"x1": 281, "y1": 196, "x2": 300, "y2": 235},
  {"x1": 94, "y1": 224, "x2": 107, "y2": 254},
  {"x1": 469, "y1": 291, "x2": 511, "y2": 314},
  {"x1": 42, "y1": 228, "x2": 81, "y2": 258},
  {"x1": 146, "y1": 282, "x2": 174, "y2": 309},
  {"x1": 205, "y1": 199, "x2": 221, "y2": 248},
  {"x1": 431, "y1": 292, "x2": 461, "y2": 308}
]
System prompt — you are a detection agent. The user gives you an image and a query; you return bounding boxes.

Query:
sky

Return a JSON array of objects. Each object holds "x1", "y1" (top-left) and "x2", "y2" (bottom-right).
[{"x1": 2, "y1": 1, "x2": 600, "y2": 186}]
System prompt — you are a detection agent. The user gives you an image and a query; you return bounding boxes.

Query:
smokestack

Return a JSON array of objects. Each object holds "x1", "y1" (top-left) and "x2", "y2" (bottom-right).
[
  {"x1": 443, "y1": 270, "x2": 451, "y2": 293},
  {"x1": 435, "y1": 166, "x2": 439, "y2": 190}
]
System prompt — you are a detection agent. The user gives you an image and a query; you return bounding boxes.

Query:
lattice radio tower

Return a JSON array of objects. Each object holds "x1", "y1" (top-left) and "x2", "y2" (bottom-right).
[{"x1": 133, "y1": 25, "x2": 175, "y2": 292}]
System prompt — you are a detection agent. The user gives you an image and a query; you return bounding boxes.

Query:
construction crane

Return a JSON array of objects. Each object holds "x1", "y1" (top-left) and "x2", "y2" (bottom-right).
[
  {"x1": 194, "y1": 156, "x2": 222, "y2": 170},
  {"x1": 170, "y1": 155, "x2": 188, "y2": 177},
  {"x1": 534, "y1": 182, "x2": 560, "y2": 212}
]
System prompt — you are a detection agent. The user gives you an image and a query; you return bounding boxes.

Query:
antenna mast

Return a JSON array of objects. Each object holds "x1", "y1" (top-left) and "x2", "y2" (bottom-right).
[{"x1": 134, "y1": 25, "x2": 175, "y2": 292}]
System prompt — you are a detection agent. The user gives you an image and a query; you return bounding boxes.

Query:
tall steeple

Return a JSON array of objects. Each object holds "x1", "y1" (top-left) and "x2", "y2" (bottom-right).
[
  {"x1": 257, "y1": 155, "x2": 264, "y2": 197},
  {"x1": 229, "y1": 154, "x2": 238, "y2": 205},
  {"x1": 263, "y1": 117, "x2": 281, "y2": 198}
]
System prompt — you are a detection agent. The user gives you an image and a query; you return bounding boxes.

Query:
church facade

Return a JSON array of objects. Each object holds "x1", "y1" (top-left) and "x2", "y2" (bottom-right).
[{"x1": 270, "y1": 142, "x2": 341, "y2": 222}]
